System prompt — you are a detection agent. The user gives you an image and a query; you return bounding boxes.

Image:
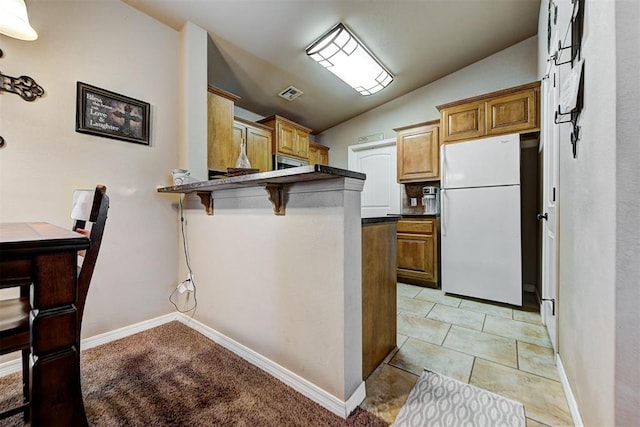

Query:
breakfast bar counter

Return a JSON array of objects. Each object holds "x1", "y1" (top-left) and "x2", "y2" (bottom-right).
[
  {"x1": 157, "y1": 165, "x2": 365, "y2": 216},
  {"x1": 156, "y1": 165, "x2": 368, "y2": 418}
]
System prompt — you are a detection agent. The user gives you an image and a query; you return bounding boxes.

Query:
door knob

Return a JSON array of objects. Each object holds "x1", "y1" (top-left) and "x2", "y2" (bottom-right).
[{"x1": 537, "y1": 213, "x2": 548, "y2": 221}]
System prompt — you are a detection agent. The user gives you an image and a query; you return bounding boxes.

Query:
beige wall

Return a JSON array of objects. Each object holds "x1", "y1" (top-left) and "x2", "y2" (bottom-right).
[
  {"x1": 0, "y1": 0, "x2": 180, "y2": 341},
  {"x1": 180, "y1": 180, "x2": 364, "y2": 404},
  {"x1": 317, "y1": 36, "x2": 538, "y2": 168},
  {"x1": 536, "y1": 0, "x2": 636, "y2": 424},
  {"x1": 614, "y1": 1, "x2": 640, "y2": 424}
]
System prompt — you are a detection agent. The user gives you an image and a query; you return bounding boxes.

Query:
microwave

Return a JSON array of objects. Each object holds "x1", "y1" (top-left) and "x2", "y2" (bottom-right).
[{"x1": 273, "y1": 154, "x2": 308, "y2": 170}]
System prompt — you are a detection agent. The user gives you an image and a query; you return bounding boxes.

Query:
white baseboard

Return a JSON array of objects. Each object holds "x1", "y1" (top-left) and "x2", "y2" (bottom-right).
[
  {"x1": 556, "y1": 354, "x2": 584, "y2": 427},
  {"x1": 177, "y1": 313, "x2": 365, "y2": 419},
  {"x1": 0, "y1": 312, "x2": 178, "y2": 377},
  {"x1": 0, "y1": 312, "x2": 365, "y2": 419}
]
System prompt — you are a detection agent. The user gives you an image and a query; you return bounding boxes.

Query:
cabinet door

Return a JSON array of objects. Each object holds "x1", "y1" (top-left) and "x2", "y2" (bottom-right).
[
  {"x1": 228, "y1": 121, "x2": 246, "y2": 169},
  {"x1": 396, "y1": 218, "x2": 438, "y2": 287},
  {"x1": 208, "y1": 91, "x2": 236, "y2": 173},
  {"x1": 397, "y1": 124, "x2": 439, "y2": 182},
  {"x1": 318, "y1": 147, "x2": 329, "y2": 165},
  {"x1": 276, "y1": 122, "x2": 296, "y2": 156},
  {"x1": 440, "y1": 101, "x2": 485, "y2": 143},
  {"x1": 246, "y1": 126, "x2": 272, "y2": 172},
  {"x1": 486, "y1": 88, "x2": 538, "y2": 135},
  {"x1": 295, "y1": 129, "x2": 310, "y2": 159},
  {"x1": 308, "y1": 144, "x2": 319, "y2": 165}
]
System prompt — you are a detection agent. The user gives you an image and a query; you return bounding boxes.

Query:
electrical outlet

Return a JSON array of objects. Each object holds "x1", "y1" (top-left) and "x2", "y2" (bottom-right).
[{"x1": 410, "y1": 198, "x2": 418, "y2": 207}]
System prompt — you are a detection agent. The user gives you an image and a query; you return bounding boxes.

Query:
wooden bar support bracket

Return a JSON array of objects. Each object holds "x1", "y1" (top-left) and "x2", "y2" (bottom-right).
[
  {"x1": 265, "y1": 184, "x2": 286, "y2": 216},
  {"x1": 196, "y1": 192, "x2": 213, "y2": 215}
]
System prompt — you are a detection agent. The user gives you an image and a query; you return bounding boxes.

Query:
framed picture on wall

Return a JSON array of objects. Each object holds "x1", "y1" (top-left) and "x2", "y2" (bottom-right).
[{"x1": 76, "y1": 82, "x2": 150, "y2": 145}]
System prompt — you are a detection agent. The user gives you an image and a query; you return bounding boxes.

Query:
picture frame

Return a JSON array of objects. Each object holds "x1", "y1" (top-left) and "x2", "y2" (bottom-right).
[{"x1": 76, "y1": 82, "x2": 150, "y2": 145}]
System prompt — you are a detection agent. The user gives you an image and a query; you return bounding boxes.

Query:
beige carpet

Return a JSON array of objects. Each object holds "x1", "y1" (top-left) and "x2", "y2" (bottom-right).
[{"x1": 0, "y1": 321, "x2": 386, "y2": 426}]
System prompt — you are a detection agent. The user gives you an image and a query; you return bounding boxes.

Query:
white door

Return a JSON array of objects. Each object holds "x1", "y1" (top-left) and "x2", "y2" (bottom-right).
[
  {"x1": 540, "y1": 67, "x2": 560, "y2": 351},
  {"x1": 441, "y1": 185, "x2": 522, "y2": 306},
  {"x1": 441, "y1": 134, "x2": 521, "y2": 189},
  {"x1": 348, "y1": 138, "x2": 401, "y2": 217}
]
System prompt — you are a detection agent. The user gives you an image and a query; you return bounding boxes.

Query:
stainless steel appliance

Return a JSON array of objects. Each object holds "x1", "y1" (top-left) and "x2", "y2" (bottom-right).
[
  {"x1": 422, "y1": 186, "x2": 440, "y2": 215},
  {"x1": 273, "y1": 154, "x2": 308, "y2": 170}
]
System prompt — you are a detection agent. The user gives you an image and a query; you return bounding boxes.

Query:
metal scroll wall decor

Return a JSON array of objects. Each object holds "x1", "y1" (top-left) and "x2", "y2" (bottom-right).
[
  {"x1": 0, "y1": 48, "x2": 45, "y2": 148},
  {"x1": 550, "y1": 0, "x2": 585, "y2": 159}
]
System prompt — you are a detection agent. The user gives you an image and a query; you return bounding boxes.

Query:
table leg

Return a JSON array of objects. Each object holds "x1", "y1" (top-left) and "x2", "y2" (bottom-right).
[{"x1": 30, "y1": 251, "x2": 88, "y2": 426}]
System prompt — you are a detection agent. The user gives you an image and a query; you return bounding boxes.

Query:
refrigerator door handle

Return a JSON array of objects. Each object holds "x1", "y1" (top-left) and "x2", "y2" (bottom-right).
[
  {"x1": 441, "y1": 144, "x2": 447, "y2": 189},
  {"x1": 440, "y1": 189, "x2": 446, "y2": 236}
]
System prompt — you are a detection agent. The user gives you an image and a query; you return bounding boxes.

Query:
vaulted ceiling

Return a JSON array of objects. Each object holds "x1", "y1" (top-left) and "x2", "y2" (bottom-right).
[{"x1": 123, "y1": 0, "x2": 540, "y2": 133}]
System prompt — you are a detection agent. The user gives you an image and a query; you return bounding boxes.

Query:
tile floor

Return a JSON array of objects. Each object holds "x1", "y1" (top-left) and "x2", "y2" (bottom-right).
[{"x1": 361, "y1": 283, "x2": 573, "y2": 426}]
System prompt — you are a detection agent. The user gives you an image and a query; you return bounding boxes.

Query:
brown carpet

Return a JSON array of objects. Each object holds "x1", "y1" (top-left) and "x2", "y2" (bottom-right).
[{"x1": 0, "y1": 321, "x2": 387, "y2": 426}]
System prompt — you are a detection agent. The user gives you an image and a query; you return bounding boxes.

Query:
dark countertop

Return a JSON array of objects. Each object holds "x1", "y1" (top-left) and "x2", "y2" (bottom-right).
[
  {"x1": 362, "y1": 216, "x2": 401, "y2": 225},
  {"x1": 389, "y1": 213, "x2": 439, "y2": 219},
  {"x1": 157, "y1": 165, "x2": 366, "y2": 194}
]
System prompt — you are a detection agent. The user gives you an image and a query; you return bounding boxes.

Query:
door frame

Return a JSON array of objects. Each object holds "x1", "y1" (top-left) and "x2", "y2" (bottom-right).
[{"x1": 540, "y1": 71, "x2": 561, "y2": 353}]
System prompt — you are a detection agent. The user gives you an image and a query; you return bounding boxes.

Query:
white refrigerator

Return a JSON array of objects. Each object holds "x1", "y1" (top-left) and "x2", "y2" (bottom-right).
[{"x1": 440, "y1": 133, "x2": 522, "y2": 306}]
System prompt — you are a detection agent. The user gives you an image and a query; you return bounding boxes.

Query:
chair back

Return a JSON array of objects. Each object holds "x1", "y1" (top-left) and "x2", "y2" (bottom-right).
[{"x1": 71, "y1": 185, "x2": 109, "y2": 323}]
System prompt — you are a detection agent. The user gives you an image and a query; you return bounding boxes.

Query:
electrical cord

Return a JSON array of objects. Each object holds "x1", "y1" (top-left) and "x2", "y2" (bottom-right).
[{"x1": 169, "y1": 195, "x2": 198, "y2": 316}]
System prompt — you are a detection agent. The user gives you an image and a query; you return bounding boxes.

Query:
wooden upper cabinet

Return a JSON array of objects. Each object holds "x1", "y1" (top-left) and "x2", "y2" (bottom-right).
[
  {"x1": 440, "y1": 101, "x2": 485, "y2": 142},
  {"x1": 395, "y1": 120, "x2": 440, "y2": 183},
  {"x1": 207, "y1": 86, "x2": 241, "y2": 174},
  {"x1": 233, "y1": 117, "x2": 272, "y2": 173},
  {"x1": 437, "y1": 81, "x2": 540, "y2": 144},
  {"x1": 486, "y1": 88, "x2": 537, "y2": 135},
  {"x1": 258, "y1": 115, "x2": 312, "y2": 161},
  {"x1": 308, "y1": 142, "x2": 330, "y2": 165}
]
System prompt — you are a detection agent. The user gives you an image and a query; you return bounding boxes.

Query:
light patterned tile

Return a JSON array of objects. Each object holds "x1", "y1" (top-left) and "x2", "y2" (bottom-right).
[
  {"x1": 470, "y1": 358, "x2": 572, "y2": 426},
  {"x1": 360, "y1": 364, "x2": 418, "y2": 425},
  {"x1": 443, "y1": 325, "x2": 517, "y2": 368},
  {"x1": 513, "y1": 309, "x2": 543, "y2": 325},
  {"x1": 517, "y1": 342, "x2": 559, "y2": 381},
  {"x1": 397, "y1": 283, "x2": 423, "y2": 298},
  {"x1": 459, "y1": 299, "x2": 513, "y2": 318},
  {"x1": 484, "y1": 315, "x2": 552, "y2": 348},
  {"x1": 397, "y1": 333, "x2": 408, "y2": 348},
  {"x1": 427, "y1": 304, "x2": 485, "y2": 331},
  {"x1": 415, "y1": 287, "x2": 462, "y2": 307},
  {"x1": 389, "y1": 337, "x2": 474, "y2": 382},
  {"x1": 397, "y1": 313, "x2": 450, "y2": 346},
  {"x1": 526, "y1": 418, "x2": 551, "y2": 427},
  {"x1": 397, "y1": 295, "x2": 434, "y2": 317}
]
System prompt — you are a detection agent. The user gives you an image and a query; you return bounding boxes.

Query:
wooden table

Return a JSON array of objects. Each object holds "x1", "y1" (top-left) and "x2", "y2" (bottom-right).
[{"x1": 0, "y1": 222, "x2": 90, "y2": 426}]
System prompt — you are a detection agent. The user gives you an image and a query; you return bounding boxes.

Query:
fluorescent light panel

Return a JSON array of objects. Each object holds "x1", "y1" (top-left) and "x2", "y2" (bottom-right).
[{"x1": 306, "y1": 23, "x2": 392, "y2": 95}]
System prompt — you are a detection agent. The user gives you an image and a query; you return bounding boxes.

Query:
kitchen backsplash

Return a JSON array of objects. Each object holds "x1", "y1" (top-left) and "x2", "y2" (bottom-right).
[{"x1": 401, "y1": 181, "x2": 439, "y2": 214}]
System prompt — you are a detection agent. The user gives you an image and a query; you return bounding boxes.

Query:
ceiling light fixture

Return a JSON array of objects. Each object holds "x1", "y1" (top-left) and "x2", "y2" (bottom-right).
[
  {"x1": 306, "y1": 22, "x2": 393, "y2": 96},
  {"x1": 0, "y1": 0, "x2": 38, "y2": 41},
  {"x1": 0, "y1": 0, "x2": 42, "y2": 148}
]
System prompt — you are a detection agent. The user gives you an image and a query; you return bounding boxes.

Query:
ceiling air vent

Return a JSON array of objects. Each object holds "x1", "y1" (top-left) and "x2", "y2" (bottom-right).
[{"x1": 278, "y1": 86, "x2": 303, "y2": 101}]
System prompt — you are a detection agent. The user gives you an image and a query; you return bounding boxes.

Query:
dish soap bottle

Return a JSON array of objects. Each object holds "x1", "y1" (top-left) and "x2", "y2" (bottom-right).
[{"x1": 235, "y1": 138, "x2": 251, "y2": 169}]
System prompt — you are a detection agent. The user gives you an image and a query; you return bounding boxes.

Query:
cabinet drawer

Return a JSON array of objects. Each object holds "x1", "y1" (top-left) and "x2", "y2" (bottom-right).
[{"x1": 397, "y1": 219, "x2": 434, "y2": 234}]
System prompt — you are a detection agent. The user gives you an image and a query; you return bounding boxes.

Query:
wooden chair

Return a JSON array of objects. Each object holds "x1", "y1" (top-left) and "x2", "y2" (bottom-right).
[{"x1": 0, "y1": 185, "x2": 109, "y2": 422}]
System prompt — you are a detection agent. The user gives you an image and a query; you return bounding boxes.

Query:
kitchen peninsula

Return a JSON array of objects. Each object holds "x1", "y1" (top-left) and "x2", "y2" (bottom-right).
[{"x1": 157, "y1": 165, "x2": 380, "y2": 418}]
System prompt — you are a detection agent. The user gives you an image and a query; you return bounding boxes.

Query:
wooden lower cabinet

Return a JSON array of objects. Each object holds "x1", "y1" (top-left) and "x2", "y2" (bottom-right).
[
  {"x1": 396, "y1": 217, "x2": 439, "y2": 288},
  {"x1": 362, "y1": 220, "x2": 397, "y2": 380}
]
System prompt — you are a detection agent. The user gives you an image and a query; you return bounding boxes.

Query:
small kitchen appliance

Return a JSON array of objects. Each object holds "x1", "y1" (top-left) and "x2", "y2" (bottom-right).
[{"x1": 422, "y1": 186, "x2": 440, "y2": 215}]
